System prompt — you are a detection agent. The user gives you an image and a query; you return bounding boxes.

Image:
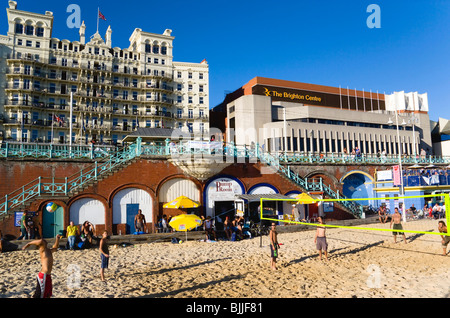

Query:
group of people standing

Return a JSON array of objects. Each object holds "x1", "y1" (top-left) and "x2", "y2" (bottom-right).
[{"x1": 17, "y1": 210, "x2": 41, "y2": 241}]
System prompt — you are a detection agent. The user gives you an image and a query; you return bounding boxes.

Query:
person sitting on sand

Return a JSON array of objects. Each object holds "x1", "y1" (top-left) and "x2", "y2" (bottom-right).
[
  {"x1": 438, "y1": 221, "x2": 449, "y2": 256},
  {"x1": 81, "y1": 221, "x2": 95, "y2": 247},
  {"x1": 22, "y1": 235, "x2": 62, "y2": 298},
  {"x1": 378, "y1": 205, "x2": 388, "y2": 224},
  {"x1": 390, "y1": 208, "x2": 407, "y2": 244}
]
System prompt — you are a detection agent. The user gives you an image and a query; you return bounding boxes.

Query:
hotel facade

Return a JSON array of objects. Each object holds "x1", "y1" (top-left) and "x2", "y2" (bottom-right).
[
  {"x1": 0, "y1": 1, "x2": 209, "y2": 145},
  {"x1": 214, "y1": 77, "x2": 432, "y2": 157}
]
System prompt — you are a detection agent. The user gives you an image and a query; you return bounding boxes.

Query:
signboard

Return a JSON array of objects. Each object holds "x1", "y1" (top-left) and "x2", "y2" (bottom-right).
[
  {"x1": 377, "y1": 170, "x2": 393, "y2": 181},
  {"x1": 252, "y1": 84, "x2": 386, "y2": 111}
]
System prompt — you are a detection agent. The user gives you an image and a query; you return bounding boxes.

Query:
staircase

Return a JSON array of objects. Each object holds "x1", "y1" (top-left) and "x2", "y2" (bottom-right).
[
  {"x1": 0, "y1": 140, "x2": 141, "y2": 221},
  {"x1": 254, "y1": 145, "x2": 363, "y2": 218}
]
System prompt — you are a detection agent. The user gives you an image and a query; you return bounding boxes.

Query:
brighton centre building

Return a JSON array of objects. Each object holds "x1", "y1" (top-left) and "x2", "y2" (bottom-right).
[{"x1": 212, "y1": 77, "x2": 432, "y2": 158}]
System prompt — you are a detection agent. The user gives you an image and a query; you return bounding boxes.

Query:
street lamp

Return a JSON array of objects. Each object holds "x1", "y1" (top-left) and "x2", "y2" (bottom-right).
[{"x1": 388, "y1": 107, "x2": 407, "y2": 222}]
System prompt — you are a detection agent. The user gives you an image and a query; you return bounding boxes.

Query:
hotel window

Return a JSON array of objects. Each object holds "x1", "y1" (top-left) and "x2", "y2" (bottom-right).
[
  {"x1": 145, "y1": 44, "x2": 151, "y2": 53},
  {"x1": 161, "y1": 59, "x2": 165, "y2": 65},
  {"x1": 177, "y1": 96, "x2": 182, "y2": 104},
  {"x1": 17, "y1": 39, "x2": 22, "y2": 45},
  {"x1": 161, "y1": 46, "x2": 167, "y2": 55},
  {"x1": 26, "y1": 40, "x2": 32, "y2": 47},
  {"x1": 199, "y1": 97, "x2": 204, "y2": 105},
  {"x1": 177, "y1": 108, "x2": 183, "y2": 118},
  {"x1": 188, "y1": 84, "x2": 193, "y2": 91},
  {"x1": 188, "y1": 72, "x2": 192, "y2": 79},
  {"x1": 23, "y1": 79, "x2": 30, "y2": 90},
  {"x1": 199, "y1": 109, "x2": 204, "y2": 117},
  {"x1": 11, "y1": 129, "x2": 17, "y2": 141},
  {"x1": 36, "y1": 42, "x2": 40, "y2": 48},
  {"x1": 199, "y1": 85, "x2": 204, "y2": 92},
  {"x1": 152, "y1": 46, "x2": 159, "y2": 54},
  {"x1": 188, "y1": 96, "x2": 193, "y2": 104},
  {"x1": 146, "y1": 120, "x2": 151, "y2": 128},
  {"x1": 15, "y1": 23, "x2": 23, "y2": 34},
  {"x1": 199, "y1": 73, "x2": 204, "y2": 80},
  {"x1": 187, "y1": 123, "x2": 193, "y2": 133},
  {"x1": 36, "y1": 27, "x2": 44, "y2": 37},
  {"x1": 154, "y1": 58, "x2": 158, "y2": 64},
  {"x1": 13, "y1": 79, "x2": 20, "y2": 89},
  {"x1": 25, "y1": 25, "x2": 34, "y2": 36},
  {"x1": 188, "y1": 109, "x2": 193, "y2": 119},
  {"x1": 177, "y1": 72, "x2": 182, "y2": 79},
  {"x1": 177, "y1": 84, "x2": 182, "y2": 91},
  {"x1": 24, "y1": 65, "x2": 31, "y2": 75}
]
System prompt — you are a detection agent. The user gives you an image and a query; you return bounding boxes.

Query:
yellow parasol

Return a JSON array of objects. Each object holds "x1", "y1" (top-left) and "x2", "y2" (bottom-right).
[
  {"x1": 163, "y1": 196, "x2": 200, "y2": 209},
  {"x1": 295, "y1": 193, "x2": 317, "y2": 205},
  {"x1": 169, "y1": 214, "x2": 203, "y2": 241}
]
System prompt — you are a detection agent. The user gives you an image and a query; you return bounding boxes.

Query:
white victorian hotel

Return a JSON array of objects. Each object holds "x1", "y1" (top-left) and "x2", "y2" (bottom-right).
[{"x1": 0, "y1": 1, "x2": 209, "y2": 145}]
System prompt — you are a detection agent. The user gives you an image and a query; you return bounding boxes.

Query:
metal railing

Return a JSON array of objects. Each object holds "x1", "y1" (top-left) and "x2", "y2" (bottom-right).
[{"x1": 0, "y1": 139, "x2": 363, "y2": 219}]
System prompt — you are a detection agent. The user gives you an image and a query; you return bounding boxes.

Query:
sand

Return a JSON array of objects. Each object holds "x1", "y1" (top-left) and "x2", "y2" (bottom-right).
[{"x1": 0, "y1": 219, "x2": 449, "y2": 299}]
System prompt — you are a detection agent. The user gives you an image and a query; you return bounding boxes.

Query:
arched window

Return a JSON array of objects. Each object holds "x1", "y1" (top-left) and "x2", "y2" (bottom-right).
[
  {"x1": 15, "y1": 23, "x2": 23, "y2": 34},
  {"x1": 25, "y1": 24, "x2": 34, "y2": 36}
]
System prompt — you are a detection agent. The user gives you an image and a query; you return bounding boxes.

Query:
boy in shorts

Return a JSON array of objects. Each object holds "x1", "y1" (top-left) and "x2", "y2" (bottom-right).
[{"x1": 99, "y1": 231, "x2": 109, "y2": 281}]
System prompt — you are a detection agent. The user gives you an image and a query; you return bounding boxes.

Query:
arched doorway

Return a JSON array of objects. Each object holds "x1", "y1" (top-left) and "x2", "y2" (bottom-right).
[{"x1": 112, "y1": 188, "x2": 152, "y2": 234}]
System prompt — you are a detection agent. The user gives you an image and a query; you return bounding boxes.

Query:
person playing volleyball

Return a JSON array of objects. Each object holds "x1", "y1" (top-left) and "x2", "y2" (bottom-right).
[
  {"x1": 390, "y1": 208, "x2": 407, "y2": 244},
  {"x1": 22, "y1": 235, "x2": 62, "y2": 298}
]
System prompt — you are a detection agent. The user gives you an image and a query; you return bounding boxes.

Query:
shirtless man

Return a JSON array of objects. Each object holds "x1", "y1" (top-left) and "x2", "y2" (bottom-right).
[
  {"x1": 314, "y1": 217, "x2": 328, "y2": 261},
  {"x1": 269, "y1": 222, "x2": 280, "y2": 270},
  {"x1": 390, "y1": 208, "x2": 407, "y2": 244},
  {"x1": 134, "y1": 209, "x2": 146, "y2": 233},
  {"x1": 22, "y1": 234, "x2": 62, "y2": 298}
]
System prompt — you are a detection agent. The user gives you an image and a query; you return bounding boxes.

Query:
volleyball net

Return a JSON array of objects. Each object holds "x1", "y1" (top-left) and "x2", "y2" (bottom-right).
[{"x1": 259, "y1": 193, "x2": 450, "y2": 237}]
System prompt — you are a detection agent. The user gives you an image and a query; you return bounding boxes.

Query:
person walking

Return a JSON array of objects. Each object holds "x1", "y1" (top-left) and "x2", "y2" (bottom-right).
[
  {"x1": 22, "y1": 235, "x2": 62, "y2": 298},
  {"x1": 390, "y1": 207, "x2": 407, "y2": 244},
  {"x1": 134, "y1": 209, "x2": 147, "y2": 234}
]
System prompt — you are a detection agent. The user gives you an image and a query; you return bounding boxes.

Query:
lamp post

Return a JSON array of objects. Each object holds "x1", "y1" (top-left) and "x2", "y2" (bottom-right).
[{"x1": 388, "y1": 107, "x2": 407, "y2": 222}]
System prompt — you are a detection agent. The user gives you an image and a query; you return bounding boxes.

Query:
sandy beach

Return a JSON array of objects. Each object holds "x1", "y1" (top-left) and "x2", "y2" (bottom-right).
[{"x1": 0, "y1": 218, "x2": 448, "y2": 299}]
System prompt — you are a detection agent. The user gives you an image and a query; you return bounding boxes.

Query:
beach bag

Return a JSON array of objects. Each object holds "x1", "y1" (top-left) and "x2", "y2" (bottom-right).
[{"x1": 171, "y1": 237, "x2": 180, "y2": 244}]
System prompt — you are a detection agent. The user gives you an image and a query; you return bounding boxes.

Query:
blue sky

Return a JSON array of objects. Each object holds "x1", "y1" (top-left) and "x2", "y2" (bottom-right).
[{"x1": 2, "y1": 0, "x2": 449, "y2": 122}]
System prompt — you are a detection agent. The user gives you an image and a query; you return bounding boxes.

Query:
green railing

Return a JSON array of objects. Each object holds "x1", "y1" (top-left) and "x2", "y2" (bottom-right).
[
  {"x1": 0, "y1": 142, "x2": 117, "y2": 159},
  {"x1": 0, "y1": 139, "x2": 363, "y2": 219},
  {"x1": 279, "y1": 152, "x2": 450, "y2": 166}
]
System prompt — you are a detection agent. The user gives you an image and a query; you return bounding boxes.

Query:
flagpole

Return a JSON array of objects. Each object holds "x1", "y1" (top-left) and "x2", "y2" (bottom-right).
[
  {"x1": 97, "y1": 7, "x2": 99, "y2": 34},
  {"x1": 51, "y1": 112, "x2": 54, "y2": 145},
  {"x1": 69, "y1": 92, "x2": 73, "y2": 154}
]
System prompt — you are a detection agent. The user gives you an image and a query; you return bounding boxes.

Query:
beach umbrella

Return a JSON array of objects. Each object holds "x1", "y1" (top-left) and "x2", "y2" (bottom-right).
[
  {"x1": 163, "y1": 196, "x2": 200, "y2": 209},
  {"x1": 295, "y1": 193, "x2": 317, "y2": 205},
  {"x1": 169, "y1": 214, "x2": 203, "y2": 241}
]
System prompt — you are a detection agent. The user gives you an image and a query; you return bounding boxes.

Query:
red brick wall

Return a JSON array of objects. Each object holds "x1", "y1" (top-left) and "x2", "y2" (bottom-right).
[{"x1": 1, "y1": 158, "x2": 366, "y2": 238}]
